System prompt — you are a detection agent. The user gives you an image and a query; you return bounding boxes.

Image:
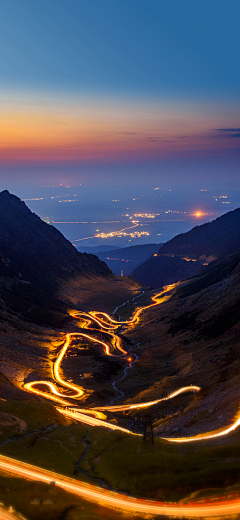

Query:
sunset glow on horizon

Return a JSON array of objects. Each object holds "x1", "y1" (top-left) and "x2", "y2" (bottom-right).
[{"x1": 0, "y1": 92, "x2": 240, "y2": 168}]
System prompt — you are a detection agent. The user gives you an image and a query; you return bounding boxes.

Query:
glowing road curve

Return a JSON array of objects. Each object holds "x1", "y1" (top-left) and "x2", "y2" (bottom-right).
[
  {"x1": 23, "y1": 283, "x2": 240, "y2": 443},
  {"x1": 1, "y1": 454, "x2": 240, "y2": 518}
]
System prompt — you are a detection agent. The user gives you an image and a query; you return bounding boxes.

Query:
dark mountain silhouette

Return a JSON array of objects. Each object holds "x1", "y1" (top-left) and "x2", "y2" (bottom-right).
[
  {"x1": 77, "y1": 244, "x2": 121, "y2": 253},
  {"x1": 131, "y1": 208, "x2": 240, "y2": 287},
  {"x1": 158, "y1": 207, "x2": 240, "y2": 261},
  {"x1": 174, "y1": 246, "x2": 240, "y2": 305},
  {"x1": 96, "y1": 243, "x2": 163, "y2": 276},
  {"x1": 168, "y1": 246, "x2": 240, "y2": 338},
  {"x1": 0, "y1": 191, "x2": 140, "y2": 325},
  {"x1": 0, "y1": 190, "x2": 110, "y2": 285},
  {"x1": 131, "y1": 254, "x2": 202, "y2": 288}
]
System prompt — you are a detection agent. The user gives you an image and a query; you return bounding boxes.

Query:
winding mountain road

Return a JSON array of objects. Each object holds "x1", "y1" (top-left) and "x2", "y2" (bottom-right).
[
  {"x1": 23, "y1": 284, "x2": 240, "y2": 442},
  {"x1": 1, "y1": 284, "x2": 240, "y2": 516}
]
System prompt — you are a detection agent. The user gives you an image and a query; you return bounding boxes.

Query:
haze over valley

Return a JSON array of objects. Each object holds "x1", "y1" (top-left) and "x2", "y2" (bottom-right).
[{"x1": 15, "y1": 184, "x2": 240, "y2": 249}]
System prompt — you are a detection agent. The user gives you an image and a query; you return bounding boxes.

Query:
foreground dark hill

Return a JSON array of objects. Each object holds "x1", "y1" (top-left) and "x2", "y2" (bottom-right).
[
  {"x1": 0, "y1": 190, "x2": 141, "y2": 325},
  {"x1": 131, "y1": 207, "x2": 240, "y2": 287},
  {"x1": 96, "y1": 243, "x2": 162, "y2": 275}
]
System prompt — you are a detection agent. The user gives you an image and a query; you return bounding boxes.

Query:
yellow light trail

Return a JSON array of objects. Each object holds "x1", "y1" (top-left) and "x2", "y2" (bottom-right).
[
  {"x1": 162, "y1": 414, "x2": 240, "y2": 443},
  {"x1": 56, "y1": 408, "x2": 140, "y2": 433},
  {"x1": 24, "y1": 283, "x2": 192, "y2": 434},
  {"x1": 0, "y1": 505, "x2": 21, "y2": 520},
  {"x1": 67, "y1": 408, "x2": 106, "y2": 419},
  {"x1": 24, "y1": 381, "x2": 76, "y2": 406},
  {"x1": 93, "y1": 386, "x2": 200, "y2": 412},
  {"x1": 1, "y1": 454, "x2": 240, "y2": 517},
  {"x1": 25, "y1": 330, "x2": 127, "y2": 406},
  {"x1": 23, "y1": 281, "x2": 240, "y2": 443},
  {"x1": 71, "y1": 311, "x2": 119, "y2": 330},
  {"x1": 88, "y1": 284, "x2": 176, "y2": 328},
  {"x1": 7, "y1": 282, "x2": 240, "y2": 516}
]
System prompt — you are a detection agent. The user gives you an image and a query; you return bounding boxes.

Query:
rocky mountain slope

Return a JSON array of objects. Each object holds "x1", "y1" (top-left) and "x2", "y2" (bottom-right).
[
  {"x1": 159, "y1": 207, "x2": 240, "y2": 260},
  {"x1": 0, "y1": 190, "x2": 110, "y2": 283},
  {"x1": 121, "y1": 245, "x2": 240, "y2": 441},
  {"x1": 0, "y1": 190, "x2": 141, "y2": 325},
  {"x1": 131, "y1": 207, "x2": 240, "y2": 287}
]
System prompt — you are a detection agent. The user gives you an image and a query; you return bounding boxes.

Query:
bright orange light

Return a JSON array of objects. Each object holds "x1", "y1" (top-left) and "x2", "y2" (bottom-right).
[
  {"x1": 191, "y1": 211, "x2": 210, "y2": 218},
  {"x1": 127, "y1": 357, "x2": 133, "y2": 362}
]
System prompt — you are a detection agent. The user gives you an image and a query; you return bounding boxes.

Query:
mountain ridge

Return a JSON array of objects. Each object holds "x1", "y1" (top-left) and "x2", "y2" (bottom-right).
[
  {"x1": 158, "y1": 207, "x2": 240, "y2": 260},
  {"x1": 96, "y1": 242, "x2": 162, "y2": 275},
  {"x1": 131, "y1": 207, "x2": 240, "y2": 288},
  {"x1": 0, "y1": 190, "x2": 110, "y2": 285},
  {"x1": 0, "y1": 190, "x2": 141, "y2": 325}
]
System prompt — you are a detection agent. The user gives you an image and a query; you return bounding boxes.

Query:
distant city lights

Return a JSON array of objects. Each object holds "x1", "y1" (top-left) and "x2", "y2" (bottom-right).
[
  {"x1": 72, "y1": 224, "x2": 150, "y2": 242},
  {"x1": 23, "y1": 198, "x2": 44, "y2": 201},
  {"x1": 134, "y1": 213, "x2": 155, "y2": 218}
]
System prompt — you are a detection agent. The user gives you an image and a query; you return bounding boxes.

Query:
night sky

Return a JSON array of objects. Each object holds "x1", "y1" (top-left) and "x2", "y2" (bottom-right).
[{"x1": 0, "y1": 1, "x2": 239, "y2": 196}]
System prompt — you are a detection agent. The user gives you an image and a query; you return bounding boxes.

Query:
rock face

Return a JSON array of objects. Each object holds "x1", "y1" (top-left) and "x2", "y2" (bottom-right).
[{"x1": 131, "y1": 208, "x2": 240, "y2": 288}]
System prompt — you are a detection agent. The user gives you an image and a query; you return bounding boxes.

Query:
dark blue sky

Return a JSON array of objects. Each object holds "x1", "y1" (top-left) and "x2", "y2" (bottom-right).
[
  {"x1": 0, "y1": 0, "x2": 240, "y2": 95},
  {"x1": 0, "y1": 0, "x2": 239, "y2": 192}
]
